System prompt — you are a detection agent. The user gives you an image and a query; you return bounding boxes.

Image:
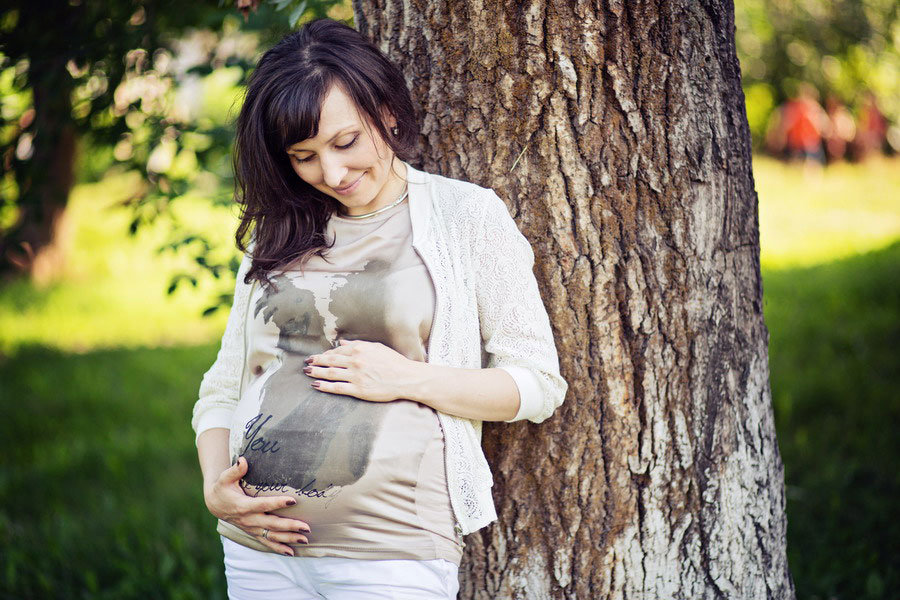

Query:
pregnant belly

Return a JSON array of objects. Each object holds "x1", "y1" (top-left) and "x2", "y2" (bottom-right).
[{"x1": 237, "y1": 394, "x2": 444, "y2": 546}]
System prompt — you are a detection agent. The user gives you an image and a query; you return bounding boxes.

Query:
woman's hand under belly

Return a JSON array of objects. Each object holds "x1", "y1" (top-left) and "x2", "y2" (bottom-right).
[{"x1": 204, "y1": 456, "x2": 312, "y2": 556}]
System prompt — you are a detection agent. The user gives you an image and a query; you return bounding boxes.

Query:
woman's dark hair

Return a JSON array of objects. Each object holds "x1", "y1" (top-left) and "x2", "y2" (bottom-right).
[{"x1": 232, "y1": 18, "x2": 419, "y2": 286}]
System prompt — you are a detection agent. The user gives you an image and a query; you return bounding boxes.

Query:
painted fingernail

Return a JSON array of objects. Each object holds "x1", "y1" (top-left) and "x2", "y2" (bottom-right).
[
  {"x1": 297, "y1": 536, "x2": 309, "y2": 544},
  {"x1": 286, "y1": 498, "x2": 297, "y2": 506},
  {"x1": 298, "y1": 524, "x2": 311, "y2": 533},
  {"x1": 311, "y1": 381, "x2": 321, "y2": 388},
  {"x1": 303, "y1": 366, "x2": 312, "y2": 374},
  {"x1": 283, "y1": 550, "x2": 293, "y2": 556},
  {"x1": 305, "y1": 357, "x2": 314, "y2": 364}
]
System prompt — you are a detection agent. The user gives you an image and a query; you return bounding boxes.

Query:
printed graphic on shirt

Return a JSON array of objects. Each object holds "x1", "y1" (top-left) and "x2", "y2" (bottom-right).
[{"x1": 239, "y1": 259, "x2": 395, "y2": 498}]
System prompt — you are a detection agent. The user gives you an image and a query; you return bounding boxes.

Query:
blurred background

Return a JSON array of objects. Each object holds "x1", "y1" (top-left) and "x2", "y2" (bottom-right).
[{"x1": 0, "y1": 1, "x2": 897, "y2": 598}]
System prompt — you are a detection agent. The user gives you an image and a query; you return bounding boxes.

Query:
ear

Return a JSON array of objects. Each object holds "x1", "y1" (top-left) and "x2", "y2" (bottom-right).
[{"x1": 378, "y1": 104, "x2": 397, "y2": 129}]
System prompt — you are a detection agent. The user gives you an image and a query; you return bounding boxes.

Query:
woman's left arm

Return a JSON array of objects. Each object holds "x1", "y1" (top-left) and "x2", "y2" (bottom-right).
[
  {"x1": 306, "y1": 339, "x2": 524, "y2": 421},
  {"x1": 462, "y1": 188, "x2": 569, "y2": 423},
  {"x1": 408, "y1": 189, "x2": 569, "y2": 423}
]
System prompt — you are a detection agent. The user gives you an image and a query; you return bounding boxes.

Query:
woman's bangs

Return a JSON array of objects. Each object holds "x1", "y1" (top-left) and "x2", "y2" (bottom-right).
[{"x1": 265, "y1": 76, "x2": 328, "y2": 155}]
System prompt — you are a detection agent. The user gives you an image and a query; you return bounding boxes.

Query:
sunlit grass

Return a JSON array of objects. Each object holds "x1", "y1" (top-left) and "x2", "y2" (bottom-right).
[
  {"x1": 0, "y1": 168, "x2": 240, "y2": 355},
  {"x1": 756, "y1": 154, "x2": 900, "y2": 269}
]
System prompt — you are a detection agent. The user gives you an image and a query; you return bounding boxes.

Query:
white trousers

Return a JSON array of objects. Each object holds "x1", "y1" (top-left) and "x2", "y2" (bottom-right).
[{"x1": 221, "y1": 535, "x2": 460, "y2": 599}]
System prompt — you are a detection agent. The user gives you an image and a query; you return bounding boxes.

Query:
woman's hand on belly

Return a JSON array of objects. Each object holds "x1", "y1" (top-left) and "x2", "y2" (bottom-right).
[
  {"x1": 204, "y1": 456, "x2": 311, "y2": 556},
  {"x1": 305, "y1": 338, "x2": 415, "y2": 403}
]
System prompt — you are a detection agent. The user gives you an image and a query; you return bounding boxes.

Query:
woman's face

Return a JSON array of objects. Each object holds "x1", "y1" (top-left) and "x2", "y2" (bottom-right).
[{"x1": 285, "y1": 83, "x2": 406, "y2": 216}]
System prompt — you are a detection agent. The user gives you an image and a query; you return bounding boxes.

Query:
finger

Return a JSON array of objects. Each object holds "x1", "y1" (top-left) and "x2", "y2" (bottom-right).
[
  {"x1": 230, "y1": 505, "x2": 311, "y2": 533},
  {"x1": 256, "y1": 525, "x2": 310, "y2": 545},
  {"x1": 335, "y1": 339, "x2": 378, "y2": 353},
  {"x1": 310, "y1": 379, "x2": 356, "y2": 396},
  {"x1": 306, "y1": 353, "x2": 354, "y2": 368},
  {"x1": 248, "y1": 494, "x2": 301, "y2": 515},
  {"x1": 223, "y1": 456, "x2": 248, "y2": 482},
  {"x1": 305, "y1": 364, "x2": 353, "y2": 382},
  {"x1": 251, "y1": 528, "x2": 297, "y2": 556},
  {"x1": 256, "y1": 513, "x2": 312, "y2": 533},
  {"x1": 310, "y1": 344, "x2": 352, "y2": 361}
]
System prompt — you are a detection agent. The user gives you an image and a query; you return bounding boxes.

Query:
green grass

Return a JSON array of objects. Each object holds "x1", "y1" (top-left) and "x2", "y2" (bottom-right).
[
  {"x1": 1, "y1": 156, "x2": 899, "y2": 597},
  {"x1": 0, "y1": 343, "x2": 227, "y2": 598},
  {"x1": 763, "y1": 242, "x2": 899, "y2": 600}
]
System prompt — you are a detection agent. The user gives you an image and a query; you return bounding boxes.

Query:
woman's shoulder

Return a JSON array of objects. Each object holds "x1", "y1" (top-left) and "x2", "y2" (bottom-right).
[{"x1": 411, "y1": 162, "x2": 501, "y2": 217}]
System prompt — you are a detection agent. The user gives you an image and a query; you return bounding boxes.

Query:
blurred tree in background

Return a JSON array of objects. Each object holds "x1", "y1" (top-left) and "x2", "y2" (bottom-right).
[
  {"x1": 0, "y1": 1, "x2": 225, "y2": 282},
  {"x1": 0, "y1": 0, "x2": 342, "y2": 290},
  {"x1": 735, "y1": 0, "x2": 899, "y2": 151}
]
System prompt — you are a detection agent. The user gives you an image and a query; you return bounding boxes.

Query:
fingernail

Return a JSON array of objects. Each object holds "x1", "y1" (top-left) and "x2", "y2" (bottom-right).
[
  {"x1": 283, "y1": 550, "x2": 293, "y2": 557},
  {"x1": 303, "y1": 366, "x2": 312, "y2": 374},
  {"x1": 287, "y1": 498, "x2": 297, "y2": 506},
  {"x1": 305, "y1": 357, "x2": 314, "y2": 364},
  {"x1": 298, "y1": 525, "x2": 311, "y2": 533},
  {"x1": 311, "y1": 381, "x2": 321, "y2": 388}
]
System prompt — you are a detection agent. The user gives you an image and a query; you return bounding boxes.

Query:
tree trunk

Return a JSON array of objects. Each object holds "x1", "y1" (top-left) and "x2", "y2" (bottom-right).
[
  {"x1": 354, "y1": 0, "x2": 795, "y2": 598},
  {"x1": 0, "y1": 61, "x2": 77, "y2": 285}
]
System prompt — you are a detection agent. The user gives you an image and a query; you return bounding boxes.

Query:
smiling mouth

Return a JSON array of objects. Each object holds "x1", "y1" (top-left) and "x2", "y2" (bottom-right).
[{"x1": 335, "y1": 172, "x2": 364, "y2": 192}]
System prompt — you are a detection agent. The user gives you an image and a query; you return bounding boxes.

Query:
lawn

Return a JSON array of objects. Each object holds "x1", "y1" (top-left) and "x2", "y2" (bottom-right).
[{"x1": 1, "y1": 155, "x2": 898, "y2": 598}]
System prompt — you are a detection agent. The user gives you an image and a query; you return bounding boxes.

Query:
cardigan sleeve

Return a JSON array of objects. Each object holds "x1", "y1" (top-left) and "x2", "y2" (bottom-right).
[
  {"x1": 472, "y1": 189, "x2": 568, "y2": 423},
  {"x1": 190, "y1": 247, "x2": 253, "y2": 446}
]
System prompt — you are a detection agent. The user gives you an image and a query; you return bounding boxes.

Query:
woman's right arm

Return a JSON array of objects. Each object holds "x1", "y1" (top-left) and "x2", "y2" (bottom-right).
[
  {"x1": 191, "y1": 250, "x2": 254, "y2": 443},
  {"x1": 192, "y1": 246, "x2": 311, "y2": 555}
]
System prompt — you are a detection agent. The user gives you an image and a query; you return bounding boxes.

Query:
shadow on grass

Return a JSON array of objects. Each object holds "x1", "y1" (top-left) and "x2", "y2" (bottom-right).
[
  {"x1": 1, "y1": 240, "x2": 897, "y2": 598},
  {"x1": 763, "y1": 239, "x2": 900, "y2": 600}
]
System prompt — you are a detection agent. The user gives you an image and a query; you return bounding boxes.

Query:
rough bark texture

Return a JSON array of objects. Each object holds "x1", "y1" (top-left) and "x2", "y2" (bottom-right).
[
  {"x1": 354, "y1": 0, "x2": 795, "y2": 598},
  {"x1": 1, "y1": 75, "x2": 76, "y2": 285}
]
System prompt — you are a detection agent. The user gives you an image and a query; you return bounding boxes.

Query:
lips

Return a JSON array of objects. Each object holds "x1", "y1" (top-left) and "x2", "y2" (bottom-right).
[{"x1": 334, "y1": 172, "x2": 365, "y2": 194}]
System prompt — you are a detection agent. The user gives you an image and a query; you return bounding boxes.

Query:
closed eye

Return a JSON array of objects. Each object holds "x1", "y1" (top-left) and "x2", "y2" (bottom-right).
[
  {"x1": 336, "y1": 134, "x2": 358, "y2": 150},
  {"x1": 291, "y1": 134, "x2": 359, "y2": 164}
]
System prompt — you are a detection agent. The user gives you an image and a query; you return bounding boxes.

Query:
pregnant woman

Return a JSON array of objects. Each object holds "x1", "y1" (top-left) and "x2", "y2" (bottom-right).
[{"x1": 191, "y1": 17, "x2": 568, "y2": 599}]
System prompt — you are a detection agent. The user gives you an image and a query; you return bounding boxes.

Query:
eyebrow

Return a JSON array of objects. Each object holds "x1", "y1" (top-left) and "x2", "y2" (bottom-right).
[{"x1": 286, "y1": 126, "x2": 356, "y2": 154}]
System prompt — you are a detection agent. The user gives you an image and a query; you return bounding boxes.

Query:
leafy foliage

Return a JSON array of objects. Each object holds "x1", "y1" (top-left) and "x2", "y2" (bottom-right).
[
  {"x1": 734, "y1": 0, "x2": 899, "y2": 147},
  {"x1": 0, "y1": 0, "x2": 347, "y2": 295}
]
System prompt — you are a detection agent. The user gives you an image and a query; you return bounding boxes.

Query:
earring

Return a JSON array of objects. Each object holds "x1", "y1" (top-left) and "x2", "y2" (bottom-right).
[{"x1": 391, "y1": 125, "x2": 399, "y2": 136}]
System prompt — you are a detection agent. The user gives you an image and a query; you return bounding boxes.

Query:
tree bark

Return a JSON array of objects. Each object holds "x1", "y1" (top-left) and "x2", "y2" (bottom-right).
[
  {"x1": 1, "y1": 66, "x2": 77, "y2": 284},
  {"x1": 354, "y1": 0, "x2": 795, "y2": 598}
]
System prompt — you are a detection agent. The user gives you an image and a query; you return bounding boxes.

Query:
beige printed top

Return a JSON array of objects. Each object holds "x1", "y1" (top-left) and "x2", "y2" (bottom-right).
[{"x1": 216, "y1": 195, "x2": 464, "y2": 564}]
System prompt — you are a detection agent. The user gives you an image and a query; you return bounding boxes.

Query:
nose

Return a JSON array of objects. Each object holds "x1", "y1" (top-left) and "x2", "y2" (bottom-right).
[{"x1": 320, "y1": 153, "x2": 349, "y2": 190}]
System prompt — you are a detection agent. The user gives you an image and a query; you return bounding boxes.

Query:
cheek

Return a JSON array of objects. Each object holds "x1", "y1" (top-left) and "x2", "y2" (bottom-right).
[
  {"x1": 292, "y1": 162, "x2": 318, "y2": 184},
  {"x1": 359, "y1": 132, "x2": 391, "y2": 163}
]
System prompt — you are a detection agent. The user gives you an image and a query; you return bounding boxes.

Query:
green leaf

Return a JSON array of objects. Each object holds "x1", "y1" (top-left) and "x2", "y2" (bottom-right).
[{"x1": 289, "y1": 1, "x2": 307, "y2": 26}]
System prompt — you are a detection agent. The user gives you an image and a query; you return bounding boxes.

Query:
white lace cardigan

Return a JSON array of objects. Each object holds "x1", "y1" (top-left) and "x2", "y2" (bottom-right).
[{"x1": 191, "y1": 160, "x2": 568, "y2": 536}]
